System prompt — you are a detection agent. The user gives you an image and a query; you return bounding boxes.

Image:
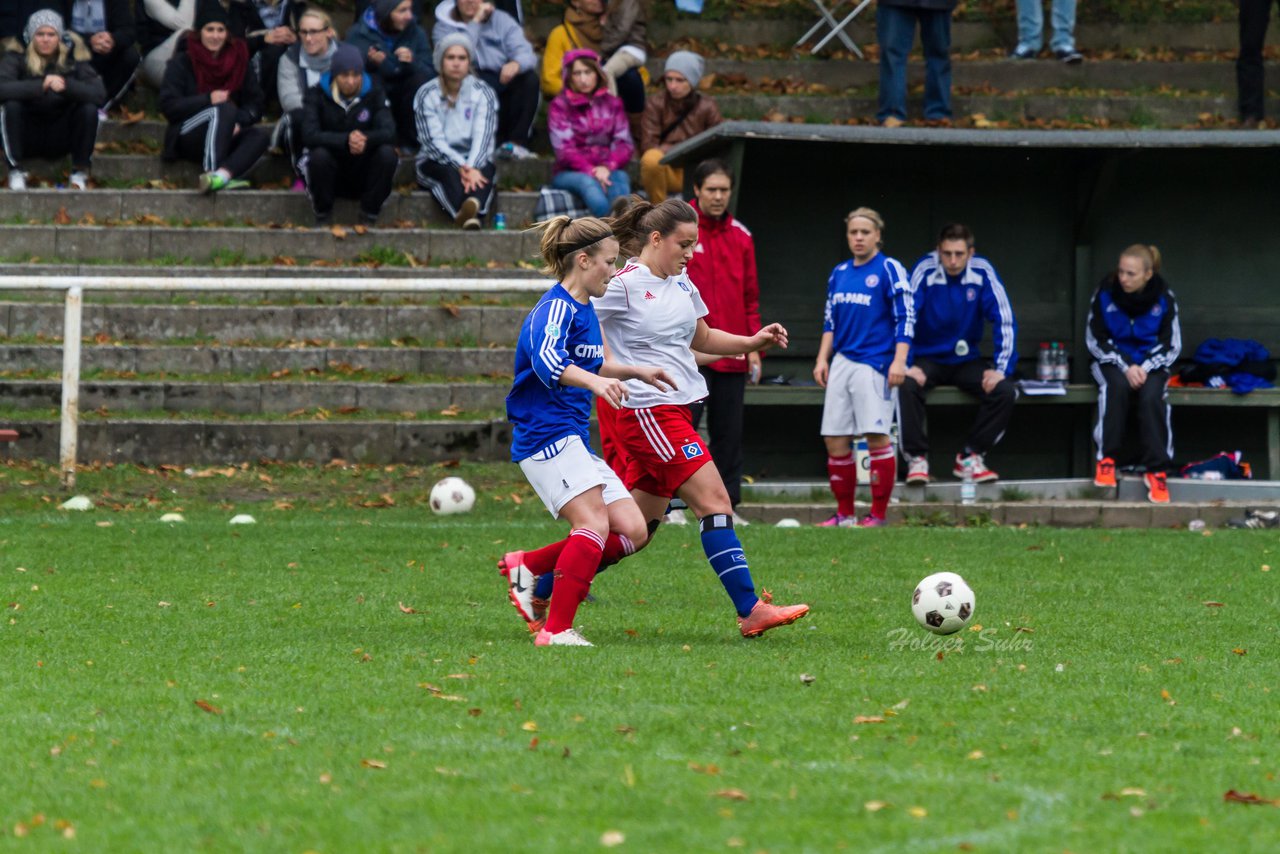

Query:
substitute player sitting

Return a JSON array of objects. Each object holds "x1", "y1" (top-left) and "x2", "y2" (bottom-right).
[
  {"x1": 500, "y1": 215, "x2": 674, "y2": 647},
  {"x1": 814, "y1": 207, "x2": 915, "y2": 528},
  {"x1": 596, "y1": 198, "x2": 810, "y2": 639}
]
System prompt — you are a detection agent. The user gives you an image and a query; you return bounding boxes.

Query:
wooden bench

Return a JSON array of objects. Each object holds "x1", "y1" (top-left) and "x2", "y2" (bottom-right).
[{"x1": 744, "y1": 383, "x2": 1280, "y2": 479}]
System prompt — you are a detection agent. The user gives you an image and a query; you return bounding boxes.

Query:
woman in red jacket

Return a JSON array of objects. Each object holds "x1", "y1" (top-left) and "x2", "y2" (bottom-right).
[{"x1": 685, "y1": 158, "x2": 761, "y2": 515}]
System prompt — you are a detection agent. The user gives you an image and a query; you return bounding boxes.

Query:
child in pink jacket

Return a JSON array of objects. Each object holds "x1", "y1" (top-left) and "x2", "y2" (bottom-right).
[{"x1": 547, "y1": 48, "x2": 633, "y2": 216}]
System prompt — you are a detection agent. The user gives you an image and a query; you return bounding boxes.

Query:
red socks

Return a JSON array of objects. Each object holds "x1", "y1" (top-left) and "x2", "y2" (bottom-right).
[
  {"x1": 543, "y1": 528, "x2": 605, "y2": 634},
  {"x1": 827, "y1": 453, "x2": 857, "y2": 517},
  {"x1": 868, "y1": 445, "x2": 896, "y2": 520},
  {"x1": 524, "y1": 532, "x2": 634, "y2": 575}
]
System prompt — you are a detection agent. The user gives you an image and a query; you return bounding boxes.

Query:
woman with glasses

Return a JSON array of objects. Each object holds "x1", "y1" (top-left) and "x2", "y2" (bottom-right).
[{"x1": 277, "y1": 9, "x2": 338, "y2": 189}]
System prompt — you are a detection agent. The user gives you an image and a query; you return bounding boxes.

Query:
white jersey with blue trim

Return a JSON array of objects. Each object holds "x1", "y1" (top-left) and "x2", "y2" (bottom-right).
[
  {"x1": 506, "y1": 283, "x2": 604, "y2": 461},
  {"x1": 593, "y1": 259, "x2": 709, "y2": 409}
]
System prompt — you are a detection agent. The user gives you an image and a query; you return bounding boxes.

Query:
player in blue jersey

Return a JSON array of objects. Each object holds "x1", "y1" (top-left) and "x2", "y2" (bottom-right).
[
  {"x1": 813, "y1": 207, "x2": 914, "y2": 527},
  {"x1": 900, "y1": 223, "x2": 1019, "y2": 485},
  {"x1": 500, "y1": 214, "x2": 674, "y2": 646},
  {"x1": 1085, "y1": 243, "x2": 1181, "y2": 504}
]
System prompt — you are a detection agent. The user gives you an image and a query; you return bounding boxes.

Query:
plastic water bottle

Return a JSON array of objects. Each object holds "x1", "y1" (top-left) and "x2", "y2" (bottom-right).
[
  {"x1": 493, "y1": 212, "x2": 507, "y2": 231},
  {"x1": 960, "y1": 456, "x2": 976, "y2": 505},
  {"x1": 1037, "y1": 342, "x2": 1052, "y2": 381},
  {"x1": 1055, "y1": 342, "x2": 1070, "y2": 382}
]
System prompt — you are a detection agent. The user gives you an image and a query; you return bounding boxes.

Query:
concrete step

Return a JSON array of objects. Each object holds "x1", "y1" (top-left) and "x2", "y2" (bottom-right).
[
  {"x1": 2, "y1": 416, "x2": 512, "y2": 464},
  {"x1": 0, "y1": 378, "x2": 508, "y2": 415},
  {"x1": 0, "y1": 262, "x2": 541, "y2": 280},
  {"x1": 0, "y1": 224, "x2": 539, "y2": 264},
  {"x1": 0, "y1": 300, "x2": 527, "y2": 344},
  {"x1": 529, "y1": 16, "x2": 1280, "y2": 52},
  {"x1": 0, "y1": 344, "x2": 516, "y2": 376},
  {"x1": 25, "y1": 150, "x2": 565, "y2": 190},
  {"x1": 0, "y1": 188, "x2": 539, "y2": 230}
]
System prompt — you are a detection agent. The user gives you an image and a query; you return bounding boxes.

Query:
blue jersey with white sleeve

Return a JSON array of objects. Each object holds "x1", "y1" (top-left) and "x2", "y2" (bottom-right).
[
  {"x1": 822, "y1": 252, "x2": 914, "y2": 375},
  {"x1": 506, "y1": 284, "x2": 605, "y2": 461},
  {"x1": 908, "y1": 251, "x2": 1018, "y2": 376}
]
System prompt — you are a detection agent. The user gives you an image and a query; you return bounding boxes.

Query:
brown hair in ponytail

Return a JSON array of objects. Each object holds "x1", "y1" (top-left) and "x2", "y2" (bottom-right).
[
  {"x1": 529, "y1": 215, "x2": 615, "y2": 280},
  {"x1": 608, "y1": 197, "x2": 698, "y2": 258}
]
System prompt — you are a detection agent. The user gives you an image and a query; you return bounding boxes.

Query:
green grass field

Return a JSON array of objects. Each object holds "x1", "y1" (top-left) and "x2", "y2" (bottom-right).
[{"x1": 1, "y1": 461, "x2": 1278, "y2": 851}]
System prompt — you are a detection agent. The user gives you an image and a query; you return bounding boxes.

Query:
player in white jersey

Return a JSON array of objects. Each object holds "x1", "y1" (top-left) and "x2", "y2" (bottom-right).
[
  {"x1": 594, "y1": 198, "x2": 810, "y2": 638},
  {"x1": 498, "y1": 215, "x2": 674, "y2": 646}
]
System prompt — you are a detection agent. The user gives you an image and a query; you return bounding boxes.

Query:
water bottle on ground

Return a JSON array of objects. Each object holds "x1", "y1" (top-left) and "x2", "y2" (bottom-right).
[
  {"x1": 493, "y1": 212, "x2": 507, "y2": 231},
  {"x1": 960, "y1": 456, "x2": 976, "y2": 505}
]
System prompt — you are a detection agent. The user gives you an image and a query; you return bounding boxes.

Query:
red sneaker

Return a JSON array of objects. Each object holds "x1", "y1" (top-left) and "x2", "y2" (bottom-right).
[
  {"x1": 953, "y1": 452, "x2": 998, "y2": 483},
  {"x1": 738, "y1": 590, "x2": 810, "y2": 638},
  {"x1": 1094, "y1": 457, "x2": 1117, "y2": 488},
  {"x1": 817, "y1": 513, "x2": 856, "y2": 528},
  {"x1": 1144, "y1": 471, "x2": 1170, "y2": 504}
]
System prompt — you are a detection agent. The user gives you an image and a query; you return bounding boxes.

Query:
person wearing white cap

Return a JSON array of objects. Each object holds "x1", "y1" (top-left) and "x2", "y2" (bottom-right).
[
  {"x1": 0, "y1": 9, "x2": 106, "y2": 190},
  {"x1": 639, "y1": 49, "x2": 721, "y2": 203}
]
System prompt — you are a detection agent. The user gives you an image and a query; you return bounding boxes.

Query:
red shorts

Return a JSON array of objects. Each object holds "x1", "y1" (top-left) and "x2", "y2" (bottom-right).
[
  {"x1": 595, "y1": 397, "x2": 631, "y2": 480},
  {"x1": 612, "y1": 404, "x2": 713, "y2": 498}
]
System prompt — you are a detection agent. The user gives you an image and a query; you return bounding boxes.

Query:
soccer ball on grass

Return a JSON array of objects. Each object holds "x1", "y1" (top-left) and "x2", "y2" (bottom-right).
[
  {"x1": 911, "y1": 571, "x2": 975, "y2": 635},
  {"x1": 430, "y1": 477, "x2": 476, "y2": 515}
]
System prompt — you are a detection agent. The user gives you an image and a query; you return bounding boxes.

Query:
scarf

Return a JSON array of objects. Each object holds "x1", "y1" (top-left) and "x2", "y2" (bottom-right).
[
  {"x1": 254, "y1": 0, "x2": 286, "y2": 30},
  {"x1": 1108, "y1": 271, "x2": 1167, "y2": 318},
  {"x1": 186, "y1": 30, "x2": 248, "y2": 95},
  {"x1": 564, "y1": 6, "x2": 602, "y2": 52}
]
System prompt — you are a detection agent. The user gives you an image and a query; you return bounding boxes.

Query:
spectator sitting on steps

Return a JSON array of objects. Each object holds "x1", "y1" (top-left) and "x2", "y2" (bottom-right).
[
  {"x1": 639, "y1": 50, "x2": 721, "y2": 204},
  {"x1": 346, "y1": 0, "x2": 435, "y2": 150},
  {"x1": 301, "y1": 42, "x2": 398, "y2": 229},
  {"x1": 899, "y1": 223, "x2": 1019, "y2": 486},
  {"x1": 277, "y1": 9, "x2": 338, "y2": 190},
  {"x1": 413, "y1": 32, "x2": 498, "y2": 230},
  {"x1": 433, "y1": 0, "x2": 539, "y2": 156},
  {"x1": 541, "y1": 0, "x2": 647, "y2": 116},
  {"x1": 0, "y1": 9, "x2": 106, "y2": 191},
  {"x1": 55, "y1": 0, "x2": 141, "y2": 118},
  {"x1": 158, "y1": 0, "x2": 270, "y2": 193},
  {"x1": 547, "y1": 48, "x2": 632, "y2": 218},
  {"x1": 224, "y1": 0, "x2": 306, "y2": 114},
  {"x1": 137, "y1": 0, "x2": 195, "y2": 89}
]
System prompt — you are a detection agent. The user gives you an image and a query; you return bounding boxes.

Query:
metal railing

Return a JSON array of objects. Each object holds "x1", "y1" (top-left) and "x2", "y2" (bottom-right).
[{"x1": 0, "y1": 275, "x2": 546, "y2": 489}]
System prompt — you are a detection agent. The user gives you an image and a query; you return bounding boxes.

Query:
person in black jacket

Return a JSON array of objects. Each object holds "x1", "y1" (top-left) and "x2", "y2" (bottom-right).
[
  {"x1": 54, "y1": 0, "x2": 140, "y2": 114},
  {"x1": 225, "y1": 0, "x2": 305, "y2": 112},
  {"x1": 0, "y1": 10, "x2": 106, "y2": 190},
  {"x1": 300, "y1": 42, "x2": 397, "y2": 227},
  {"x1": 158, "y1": 0, "x2": 268, "y2": 192}
]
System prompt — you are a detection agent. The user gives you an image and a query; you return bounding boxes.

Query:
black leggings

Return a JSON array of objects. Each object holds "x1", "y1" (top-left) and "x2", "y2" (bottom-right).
[
  {"x1": 173, "y1": 102, "x2": 270, "y2": 177},
  {"x1": 415, "y1": 157, "x2": 496, "y2": 220},
  {"x1": 1, "y1": 100, "x2": 99, "y2": 171}
]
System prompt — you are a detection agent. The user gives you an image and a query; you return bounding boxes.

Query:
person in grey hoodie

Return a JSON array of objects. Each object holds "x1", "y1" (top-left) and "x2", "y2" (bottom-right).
[
  {"x1": 433, "y1": 0, "x2": 537, "y2": 152},
  {"x1": 413, "y1": 32, "x2": 496, "y2": 230},
  {"x1": 276, "y1": 8, "x2": 337, "y2": 184}
]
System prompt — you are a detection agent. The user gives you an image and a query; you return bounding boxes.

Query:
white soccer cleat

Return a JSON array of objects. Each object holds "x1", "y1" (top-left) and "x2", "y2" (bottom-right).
[
  {"x1": 534, "y1": 627, "x2": 594, "y2": 647},
  {"x1": 498, "y1": 550, "x2": 538, "y2": 624}
]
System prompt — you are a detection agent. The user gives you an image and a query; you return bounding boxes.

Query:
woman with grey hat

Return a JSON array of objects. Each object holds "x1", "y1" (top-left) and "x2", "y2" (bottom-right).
[
  {"x1": 0, "y1": 9, "x2": 106, "y2": 190},
  {"x1": 639, "y1": 50, "x2": 721, "y2": 203},
  {"x1": 345, "y1": 0, "x2": 434, "y2": 149},
  {"x1": 413, "y1": 32, "x2": 497, "y2": 230}
]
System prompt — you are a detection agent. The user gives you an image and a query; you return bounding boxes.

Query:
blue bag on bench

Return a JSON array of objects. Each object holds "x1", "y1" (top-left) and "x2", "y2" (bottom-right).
[{"x1": 1180, "y1": 451, "x2": 1251, "y2": 480}]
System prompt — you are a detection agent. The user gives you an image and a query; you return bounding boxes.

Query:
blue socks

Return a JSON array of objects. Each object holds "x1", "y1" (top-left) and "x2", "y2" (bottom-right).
[
  {"x1": 699, "y1": 514, "x2": 759, "y2": 618},
  {"x1": 534, "y1": 571, "x2": 555, "y2": 601}
]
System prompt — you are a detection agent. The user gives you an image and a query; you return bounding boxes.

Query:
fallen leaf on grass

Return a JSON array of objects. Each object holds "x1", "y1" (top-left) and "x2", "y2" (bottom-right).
[
  {"x1": 1161, "y1": 689, "x2": 1176, "y2": 705},
  {"x1": 521, "y1": 721, "x2": 538, "y2": 732},
  {"x1": 853, "y1": 716, "x2": 885, "y2": 724},
  {"x1": 688, "y1": 762, "x2": 720, "y2": 775},
  {"x1": 1233, "y1": 648, "x2": 1247, "y2": 656},
  {"x1": 194, "y1": 699, "x2": 222, "y2": 715},
  {"x1": 360, "y1": 758, "x2": 387, "y2": 769},
  {"x1": 908, "y1": 806, "x2": 927, "y2": 818},
  {"x1": 1203, "y1": 601, "x2": 1224, "y2": 607},
  {"x1": 330, "y1": 225, "x2": 348, "y2": 240},
  {"x1": 600, "y1": 831, "x2": 625, "y2": 847},
  {"x1": 712, "y1": 789, "x2": 749, "y2": 801},
  {"x1": 1224, "y1": 789, "x2": 1280, "y2": 806},
  {"x1": 439, "y1": 404, "x2": 462, "y2": 416},
  {"x1": 397, "y1": 601, "x2": 419, "y2": 614},
  {"x1": 864, "y1": 800, "x2": 888, "y2": 812}
]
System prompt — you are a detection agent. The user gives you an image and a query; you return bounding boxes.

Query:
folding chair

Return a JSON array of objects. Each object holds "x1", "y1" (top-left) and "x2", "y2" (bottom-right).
[{"x1": 794, "y1": 0, "x2": 876, "y2": 57}]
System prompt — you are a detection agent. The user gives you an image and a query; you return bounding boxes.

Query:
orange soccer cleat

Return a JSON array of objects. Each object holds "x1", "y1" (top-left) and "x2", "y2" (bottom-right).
[{"x1": 738, "y1": 590, "x2": 810, "y2": 638}]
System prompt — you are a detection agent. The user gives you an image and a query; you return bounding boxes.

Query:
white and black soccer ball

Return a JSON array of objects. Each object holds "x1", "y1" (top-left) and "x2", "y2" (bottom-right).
[
  {"x1": 429, "y1": 477, "x2": 475, "y2": 515},
  {"x1": 911, "y1": 571, "x2": 975, "y2": 635}
]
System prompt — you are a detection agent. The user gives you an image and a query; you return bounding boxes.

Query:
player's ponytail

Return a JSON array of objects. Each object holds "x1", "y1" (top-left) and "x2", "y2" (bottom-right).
[
  {"x1": 1121, "y1": 243, "x2": 1161, "y2": 275},
  {"x1": 529, "y1": 215, "x2": 614, "y2": 280},
  {"x1": 609, "y1": 197, "x2": 697, "y2": 258}
]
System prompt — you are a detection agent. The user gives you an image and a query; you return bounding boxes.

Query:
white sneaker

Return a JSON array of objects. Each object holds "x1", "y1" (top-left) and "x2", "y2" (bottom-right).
[
  {"x1": 664, "y1": 508, "x2": 688, "y2": 526},
  {"x1": 906, "y1": 455, "x2": 929, "y2": 485},
  {"x1": 535, "y1": 627, "x2": 593, "y2": 647},
  {"x1": 498, "y1": 550, "x2": 537, "y2": 623},
  {"x1": 69, "y1": 171, "x2": 89, "y2": 190},
  {"x1": 7, "y1": 170, "x2": 27, "y2": 191}
]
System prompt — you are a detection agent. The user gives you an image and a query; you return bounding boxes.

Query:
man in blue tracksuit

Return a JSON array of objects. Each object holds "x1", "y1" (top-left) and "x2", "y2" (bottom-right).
[{"x1": 900, "y1": 223, "x2": 1018, "y2": 484}]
